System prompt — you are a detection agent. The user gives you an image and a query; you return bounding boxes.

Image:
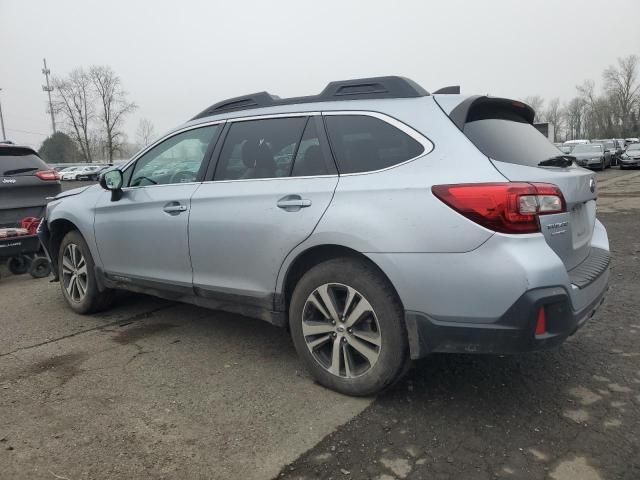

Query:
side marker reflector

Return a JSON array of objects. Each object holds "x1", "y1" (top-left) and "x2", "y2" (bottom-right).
[{"x1": 535, "y1": 307, "x2": 547, "y2": 336}]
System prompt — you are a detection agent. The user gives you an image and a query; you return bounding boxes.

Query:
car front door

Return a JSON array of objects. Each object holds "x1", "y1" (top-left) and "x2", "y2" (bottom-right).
[
  {"x1": 189, "y1": 115, "x2": 338, "y2": 310},
  {"x1": 94, "y1": 123, "x2": 222, "y2": 288}
]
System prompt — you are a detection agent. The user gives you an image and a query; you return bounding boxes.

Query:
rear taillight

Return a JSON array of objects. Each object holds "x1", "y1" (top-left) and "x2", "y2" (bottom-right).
[
  {"x1": 431, "y1": 183, "x2": 566, "y2": 234},
  {"x1": 35, "y1": 169, "x2": 60, "y2": 181}
]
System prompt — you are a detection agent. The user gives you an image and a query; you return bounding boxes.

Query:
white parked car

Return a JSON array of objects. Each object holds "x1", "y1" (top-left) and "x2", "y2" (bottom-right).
[
  {"x1": 61, "y1": 166, "x2": 100, "y2": 181},
  {"x1": 563, "y1": 139, "x2": 590, "y2": 146},
  {"x1": 60, "y1": 167, "x2": 85, "y2": 181}
]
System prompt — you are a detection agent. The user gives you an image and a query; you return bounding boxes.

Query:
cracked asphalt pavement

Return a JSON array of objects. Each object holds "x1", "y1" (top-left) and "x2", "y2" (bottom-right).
[{"x1": 1, "y1": 169, "x2": 639, "y2": 480}]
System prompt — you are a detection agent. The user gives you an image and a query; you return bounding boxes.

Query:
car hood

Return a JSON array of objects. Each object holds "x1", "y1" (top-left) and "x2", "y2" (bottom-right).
[
  {"x1": 625, "y1": 151, "x2": 640, "y2": 158},
  {"x1": 52, "y1": 184, "x2": 97, "y2": 200}
]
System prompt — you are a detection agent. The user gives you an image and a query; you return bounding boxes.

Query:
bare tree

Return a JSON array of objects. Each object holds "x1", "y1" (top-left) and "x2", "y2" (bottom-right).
[
  {"x1": 89, "y1": 66, "x2": 137, "y2": 161},
  {"x1": 136, "y1": 118, "x2": 156, "y2": 147},
  {"x1": 524, "y1": 95, "x2": 545, "y2": 122},
  {"x1": 53, "y1": 68, "x2": 95, "y2": 163},
  {"x1": 577, "y1": 80, "x2": 619, "y2": 138},
  {"x1": 543, "y1": 97, "x2": 562, "y2": 142},
  {"x1": 603, "y1": 55, "x2": 640, "y2": 137},
  {"x1": 564, "y1": 97, "x2": 586, "y2": 140}
]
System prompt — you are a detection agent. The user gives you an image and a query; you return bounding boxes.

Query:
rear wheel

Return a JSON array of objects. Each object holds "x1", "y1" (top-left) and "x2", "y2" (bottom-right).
[
  {"x1": 58, "y1": 230, "x2": 114, "y2": 314},
  {"x1": 289, "y1": 257, "x2": 409, "y2": 396}
]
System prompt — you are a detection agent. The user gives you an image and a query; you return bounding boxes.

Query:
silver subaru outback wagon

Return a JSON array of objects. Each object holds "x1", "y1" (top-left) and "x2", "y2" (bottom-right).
[{"x1": 39, "y1": 76, "x2": 609, "y2": 396}]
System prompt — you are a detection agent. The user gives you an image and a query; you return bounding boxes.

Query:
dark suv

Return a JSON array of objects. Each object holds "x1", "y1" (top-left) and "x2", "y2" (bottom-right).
[{"x1": 0, "y1": 144, "x2": 61, "y2": 227}]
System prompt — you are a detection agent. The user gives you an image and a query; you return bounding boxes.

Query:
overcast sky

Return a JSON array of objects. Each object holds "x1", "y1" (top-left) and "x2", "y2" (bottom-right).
[{"x1": 1, "y1": 0, "x2": 639, "y2": 150}]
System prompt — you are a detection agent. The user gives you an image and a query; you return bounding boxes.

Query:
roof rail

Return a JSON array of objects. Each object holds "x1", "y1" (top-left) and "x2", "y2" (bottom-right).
[
  {"x1": 192, "y1": 76, "x2": 429, "y2": 119},
  {"x1": 433, "y1": 85, "x2": 461, "y2": 94}
]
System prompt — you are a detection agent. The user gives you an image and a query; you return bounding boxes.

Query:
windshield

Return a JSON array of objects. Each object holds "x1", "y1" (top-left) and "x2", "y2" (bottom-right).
[{"x1": 572, "y1": 144, "x2": 603, "y2": 154}]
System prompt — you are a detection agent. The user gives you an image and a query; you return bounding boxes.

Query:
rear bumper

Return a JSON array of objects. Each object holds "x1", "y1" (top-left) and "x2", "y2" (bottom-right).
[
  {"x1": 405, "y1": 267, "x2": 608, "y2": 358},
  {"x1": 367, "y1": 221, "x2": 610, "y2": 359}
]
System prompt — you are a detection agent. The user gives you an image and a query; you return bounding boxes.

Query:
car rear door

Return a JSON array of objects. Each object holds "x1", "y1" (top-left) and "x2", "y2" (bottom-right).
[
  {"x1": 0, "y1": 146, "x2": 61, "y2": 227},
  {"x1": 189, "y1": 115, "x2": 338, "y2": 308},
  {"x1": 443, "y1": 97, "x2": 597, "y2": 271}
]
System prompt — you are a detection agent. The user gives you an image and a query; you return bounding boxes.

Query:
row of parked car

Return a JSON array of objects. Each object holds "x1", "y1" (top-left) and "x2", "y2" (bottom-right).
[
  {"x1": 54, "y1": 164, "x2": 112, "y2": 181},
  {"x1": 554, "y1": 138, "x2": 640, "y2": 170}
]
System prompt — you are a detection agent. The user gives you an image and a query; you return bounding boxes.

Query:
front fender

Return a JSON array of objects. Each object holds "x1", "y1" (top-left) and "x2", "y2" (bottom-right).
[{"x1": 46, "y1": 187, "x2": 103, "y2": 271}]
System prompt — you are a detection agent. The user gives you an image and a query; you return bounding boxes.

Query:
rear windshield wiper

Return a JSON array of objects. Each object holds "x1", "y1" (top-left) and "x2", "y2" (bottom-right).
[
  {"x1": 2, "y1": 167, "x2": 39, "y2": 176},
  {"x1": 538, "y1": 155, "x2": 574, "y2": 167}
]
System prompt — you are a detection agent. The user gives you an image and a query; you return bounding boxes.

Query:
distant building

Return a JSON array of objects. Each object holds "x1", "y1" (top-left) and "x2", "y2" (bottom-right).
[{"x1": 534, "y1": 122, "x2": 555, "y2": 142}]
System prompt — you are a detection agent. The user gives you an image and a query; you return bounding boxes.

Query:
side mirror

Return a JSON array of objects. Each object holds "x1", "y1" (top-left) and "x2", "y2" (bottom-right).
[{"x1": 100, "y1": 170, "x2": 124, "y2": 201}]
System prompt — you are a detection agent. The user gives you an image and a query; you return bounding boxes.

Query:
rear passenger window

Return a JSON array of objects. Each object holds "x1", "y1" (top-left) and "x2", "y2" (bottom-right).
[
  {"x1": 324, "y1": 115, "x2": 424, "y2": 174},
  {"x1": 214, "y1": 117, "x2": 307, "y2": 180}
]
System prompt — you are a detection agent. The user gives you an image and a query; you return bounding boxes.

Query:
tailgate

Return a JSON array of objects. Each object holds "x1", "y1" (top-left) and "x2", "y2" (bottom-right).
[
  {"x1": 486, "y1": 161, "x2": 596, "y2": 270},
  {"x1": 1, "y1": 146, "x2": 61, "y2": 225},
  {"x1": 0, "y1": 175, "x2": 60, "y2": 210},
  {"x1": 443, "y1": 96, "x2": 597, "y2": 271}
]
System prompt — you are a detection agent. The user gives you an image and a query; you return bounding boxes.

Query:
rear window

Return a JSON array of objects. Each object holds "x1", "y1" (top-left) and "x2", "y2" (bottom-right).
[
  {"x1": 464, "y1": 118, "x2": 561, "y2": 167},
  {"x1": 0, "y1": 148, "x2": 48, "y2": 175},
  {"x1": 324, "y1": 115, "x2": 424, "y2": 174}
]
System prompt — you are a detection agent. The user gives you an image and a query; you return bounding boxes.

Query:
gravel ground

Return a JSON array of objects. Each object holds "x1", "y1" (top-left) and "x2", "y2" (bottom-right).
[{"x1": 277, "y1": 169, "x2": 640, "y2": 480}]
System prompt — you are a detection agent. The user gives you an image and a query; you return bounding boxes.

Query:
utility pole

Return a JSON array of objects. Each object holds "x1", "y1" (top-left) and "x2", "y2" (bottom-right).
[
  {"x1": 0, "y1": 88, "x2": 6, "y2": 141},
  {"x1": 41, "y1": 58, "x2": 56, "y2": 134}
]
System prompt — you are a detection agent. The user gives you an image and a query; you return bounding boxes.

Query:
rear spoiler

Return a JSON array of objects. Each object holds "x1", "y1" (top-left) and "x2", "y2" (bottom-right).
[{"x1": 448, "y1": 96, "x2": 536, "y2": 131}]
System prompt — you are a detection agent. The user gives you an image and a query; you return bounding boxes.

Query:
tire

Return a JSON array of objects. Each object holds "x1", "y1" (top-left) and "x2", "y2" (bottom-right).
[
  {"x1": 289, "y1": 257, "x2": 409, "y2": 396},
  {"x1": 29, "y1": 257, "x2": 52, "y2": 279},
  {"x1": 58, "y1": 230, "x2": 114, "y2": 314},
  {"x1": 8, "y1": 255, "x2": 31, "y2": 275}
]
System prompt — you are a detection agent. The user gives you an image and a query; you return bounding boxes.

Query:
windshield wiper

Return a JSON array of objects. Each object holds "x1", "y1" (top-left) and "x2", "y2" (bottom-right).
[
  {"x1": 2, "y1": 167, "x2": 39, "y2": 176},
  {"x1": 538, "y1": 155, "x2": 574, "y2": 167}
]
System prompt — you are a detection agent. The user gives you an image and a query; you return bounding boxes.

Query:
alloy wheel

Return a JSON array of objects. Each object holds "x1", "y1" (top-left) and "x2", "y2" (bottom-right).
[
  {"x1": 302, "y1": 283, "x2": 381, "y2": 378},
  {"x1": 61, "y1": 243, "x2": 88, "y2": 302}
]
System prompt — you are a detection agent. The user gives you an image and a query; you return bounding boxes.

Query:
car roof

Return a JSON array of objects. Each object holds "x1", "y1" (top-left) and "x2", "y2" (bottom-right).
[
  {"x1": 0, "y1": 144, "x2": 39, "y2": 155},
  {"x1": 191, "y1": 76, "x2": 430, "y2": 120},
  {"x1": 180, "y1": 76, "x2": 467, "y2": 128}
]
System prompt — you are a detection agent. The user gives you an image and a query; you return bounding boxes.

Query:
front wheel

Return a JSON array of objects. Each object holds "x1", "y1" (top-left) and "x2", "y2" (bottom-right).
[
  {"x1": 58, "y1": 230, "x2": 114, "y2": 314},
  {"x1": 289, "y1": 257, "x2": 409, "y2": 396}
]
